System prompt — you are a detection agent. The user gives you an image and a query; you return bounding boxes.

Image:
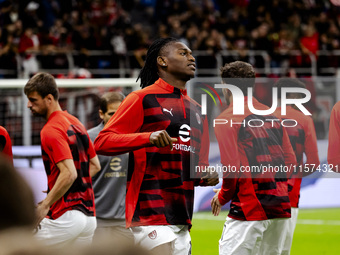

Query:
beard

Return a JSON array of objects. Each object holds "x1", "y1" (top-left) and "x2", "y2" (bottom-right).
[{"x1": 30, "y1": 109, "x2": 47, "y2": 118}]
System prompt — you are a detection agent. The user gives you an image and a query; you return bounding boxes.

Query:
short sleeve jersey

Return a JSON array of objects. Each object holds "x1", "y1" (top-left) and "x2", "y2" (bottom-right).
[
  {"x1": 214, "y1": 97, "x2": 296, "y2": 221},
  {"x1": 0, "y1": 126, "x2": 13, "y2": 163},
  {"x1": 41, "y1": 111, "x2": 96, "y2": 219}
]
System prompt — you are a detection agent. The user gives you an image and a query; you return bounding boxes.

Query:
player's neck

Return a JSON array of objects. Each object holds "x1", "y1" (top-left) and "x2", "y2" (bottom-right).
[
  {"x1": 160, "y1": 76, "x2": 187, "y2": 91},
  {"x1": 45, "y1": 102, "x2": 62, "y2": 120}
]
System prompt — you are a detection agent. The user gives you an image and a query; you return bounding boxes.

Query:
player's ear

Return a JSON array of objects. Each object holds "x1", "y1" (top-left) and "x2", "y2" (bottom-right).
[
  {"x1": 99, "y1": 110, "x2": 104, "y2": 120},
  {"x1": 157, "y1": 56, "x2": 167, "y2": 67},
  {"x1": 46, "y1": 94, "x2": 54, "y2": 102}
]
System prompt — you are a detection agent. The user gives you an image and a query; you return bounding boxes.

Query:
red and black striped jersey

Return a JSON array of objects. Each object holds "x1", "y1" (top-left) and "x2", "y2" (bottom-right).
[
  {"x1": 214, "y1": 97, "x2": 296, "y2": 221},
  {"x1": 275, "y1": 106, "x2": 319, "y2": 208},
  {"x1": 95, "y1": 78, "x2": 209, "y2": 228},
  {"x1": 328, "y1": 101, "x2": 340, "y2": 171},
  {"x1": 41, "y1": 111, "x2": 96, "y2": 220},
  {"x1": 0, "y1": 126, "x2": 13, "y2": 164}
]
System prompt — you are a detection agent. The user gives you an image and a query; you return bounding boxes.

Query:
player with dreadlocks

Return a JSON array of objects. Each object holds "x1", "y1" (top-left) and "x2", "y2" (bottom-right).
[{"x1": 94, "y1": 37, "x2": 218, "y2": 254}]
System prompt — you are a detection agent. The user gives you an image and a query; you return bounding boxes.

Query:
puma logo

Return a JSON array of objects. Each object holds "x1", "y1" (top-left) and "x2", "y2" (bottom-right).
[{"x1": 163, "y1": 108, "x2": 173, "y2": 117}]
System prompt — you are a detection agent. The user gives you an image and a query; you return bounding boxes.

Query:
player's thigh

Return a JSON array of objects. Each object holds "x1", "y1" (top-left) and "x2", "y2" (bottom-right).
[
  {"x1": 74, "y1": 214, "x2": 97, "y2": 246},
  {"x1": 171, "y1": 226, "x2": 191, "y2": 255},
  {"x1": 260, "y1": 218, "x2": 290, "y2": 255},
  {"x1": 282, "y1": 208, "x2": 299, "y2": 255},
  {"x1": 219, "y1": 217, "x2": 266, "y2": 255}
]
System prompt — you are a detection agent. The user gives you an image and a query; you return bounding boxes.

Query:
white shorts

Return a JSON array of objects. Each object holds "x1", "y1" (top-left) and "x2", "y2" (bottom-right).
[
  {"x1": 35, "y1": 210, "x2": 97, "y2": 247},
  {"x1": 281, "y1": 207, "x2": 299, "y2": 255},
  {"x1": 219, "y1": 216, "x2": 289, "y2": 255},
  {"x1": 130, "y1": 225, "x2": 191, "y2": 255}
]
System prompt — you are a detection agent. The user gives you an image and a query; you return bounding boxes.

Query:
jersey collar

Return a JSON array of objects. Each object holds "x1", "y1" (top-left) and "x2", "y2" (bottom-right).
[{"x1": 155, "y1": 78, "x2": 187, "y2": 95}]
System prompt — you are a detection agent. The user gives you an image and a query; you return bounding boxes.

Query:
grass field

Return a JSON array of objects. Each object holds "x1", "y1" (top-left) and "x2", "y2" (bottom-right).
[{"x1": 191, "y1": 208, "x2": 340, "y2": 255}]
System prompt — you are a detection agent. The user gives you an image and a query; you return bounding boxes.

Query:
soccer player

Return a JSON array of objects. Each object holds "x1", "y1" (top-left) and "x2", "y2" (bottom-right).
[
  {"x1": 24, "y1": 72, "x2": 101, "y2": 247},
  {"x1": 94, "y1": 37, "x2": 218, "y2": 255},
  {"x1": 0, "y1": 125, "x2": 13, "y2": 164},
  {"x1": 328, "y1": 99, "x2": 340, "y2": 172},
  {"x1": 274, "y1": 78, "x2": 320, "y2": 254},
  {"x1": 211, "y1": 61, "x2": 297, "y2": 255},
  {"x1": 87, "y1": 91, "x2": 133, "y2": 240}
]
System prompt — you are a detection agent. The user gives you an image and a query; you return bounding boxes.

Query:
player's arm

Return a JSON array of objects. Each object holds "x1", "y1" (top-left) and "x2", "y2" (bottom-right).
[
  {"x1": 149, "y1": 130, "x2": 177, "y2": 149},
  {"x1": 282, "y1": 127, "x2": 297, "y2": 177},
  {"x1": 211, "y1": 176, "x2": 238, "y2": 216},
  {"x1": 35, "y1": 159, "x2": 77, "y2": 227},
  {"x1": 302, "y1": 117, "x2": 320, "y2": 176},
  {"x1": 197, "y1": 117, "x2": 219, "y2": 186},
  {"x1": 328, "y1": 102, "x2": 340, "y2": 171},
  {"x1": 0, "y1": 134, "x2": 5, "y2": 152},
  {"x1": 211, "y1": 123, "x2": 239, "y2": 215},
  {"x1": 89, "y1": 155, "x2": 101, "y2": 177},
  {"x1": 0, "y1": 127, "x2": 13, "y2": 164},
  {"x1": 95, "y1": 93, "x2": 175, "y2": 156},
  {"x1": 87, "y1": 137, "x2": 101, "y2": 177}
]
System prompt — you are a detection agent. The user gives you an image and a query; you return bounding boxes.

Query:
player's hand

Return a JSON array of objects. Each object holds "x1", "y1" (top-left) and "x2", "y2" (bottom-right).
[
  {"x1": 211, "y1": 188, "x2": 222, "y2": 216},
  {"x1": 150, "y1": 130, "x2": 177, "y2": 150},
  {"x1": 201, "y1": 167, "x2": 219, "y2": 186},
  {"x1": 35, "y1": 200, "x2": 50, "y2": 228}
]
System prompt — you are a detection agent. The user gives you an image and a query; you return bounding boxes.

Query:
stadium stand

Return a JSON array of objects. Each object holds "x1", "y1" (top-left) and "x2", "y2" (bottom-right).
[{"x1": 0, "y1": 0, "x2": 339, "y2": 78}]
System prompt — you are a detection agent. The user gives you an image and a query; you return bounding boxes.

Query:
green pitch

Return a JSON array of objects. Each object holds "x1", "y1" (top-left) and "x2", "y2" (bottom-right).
[{"x1": 191, "y1": 208, "x2": 340, "y2": 255}]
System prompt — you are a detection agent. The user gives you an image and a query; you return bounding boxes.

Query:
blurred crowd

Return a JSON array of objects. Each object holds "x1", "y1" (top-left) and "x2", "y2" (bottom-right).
[{"x1": 0, "y1": 0, "x2": 339, "y2": 78}]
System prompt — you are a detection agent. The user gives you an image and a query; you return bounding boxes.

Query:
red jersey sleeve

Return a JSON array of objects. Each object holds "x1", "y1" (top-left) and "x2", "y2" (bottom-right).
[
  {"x1": 328, "y1": 102, "x2": 340, "y2": 170},
  {"x1": 218, "y1": 178, "x2": 238, "y2": 206},
  {"x1": 0, "y1": 126, "x2": 13, "y2": 164},
  {"x1": 94, "y1": 92, "x2": 153, "y2": 156},
  {"x1": 303, "y1": 117, "x2": 320, "y2": 170},
  {"x1": 196, "y1": 116, "x2": 211, "y2": 186},
  {"x1": 282, "y1": 127, "x2": 297, "y2": 173},
  {"x1": 214, "y1": 123, "x2": 239, "y2": 205},
  {"x1": 198, "y1": 116, "x2": 210, "y2": 167},
  {"x1": 42, "y1": 128, "x2": 73, "y2": 164},
  {"x1": 214, "y1": 123, "x2": 241, "y2": 169},
  {"x1": 88, "y1": 137, "x2": 96, "y2": 159}
]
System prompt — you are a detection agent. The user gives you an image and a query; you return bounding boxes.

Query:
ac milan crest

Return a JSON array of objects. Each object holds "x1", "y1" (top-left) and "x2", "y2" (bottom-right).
[{"x1": 148, "y1": 230, "x2": 157, "y2": 240}]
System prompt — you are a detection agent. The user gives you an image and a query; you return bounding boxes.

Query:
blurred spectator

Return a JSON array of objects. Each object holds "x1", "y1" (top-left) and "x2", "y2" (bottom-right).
[
  {"x1": 180, "y1": 23, "x2": 199, "y2": 49},
  {"x1": 0, "y1": 0, "x2": 14, "y2": 27},
  {"x1": 18, "y1": 27, "x2": 39, "y2": 78},
  {"x1": 0, "y1": 229, "x2": 48, "y2": 255},
  {"x1": 0, "y1": 31, "x2": 18, "y2": 78},
  {"x1": 293, "y1": 24, "x2": 319, "y2": 76},
  {"x1": 300, "y1": 25, "x2": 319, "y2": 56},
  {"x1": 272, "y1": 28, "x2": 295, "y2": 69},
  {"x1": 0, "y1": 155, "x2": 35, "y2": 231},
  {"x1": 0, "y1": 0, "x2": 339, "y2": 78},
  {"x1": 79, "y1": 237, "x2": 152, "y2": 255},
  {"x1": 251, "y1": 22, "x2": 273, "y2": 69},
  {"x1": 20, "y1": 1, "x2": 43, "y2": 29}
]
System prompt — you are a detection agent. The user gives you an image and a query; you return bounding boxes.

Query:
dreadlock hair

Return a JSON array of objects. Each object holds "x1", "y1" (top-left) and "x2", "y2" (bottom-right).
[{"x1": 137, "y1": 37, "x2": 179, "y2": 88}]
